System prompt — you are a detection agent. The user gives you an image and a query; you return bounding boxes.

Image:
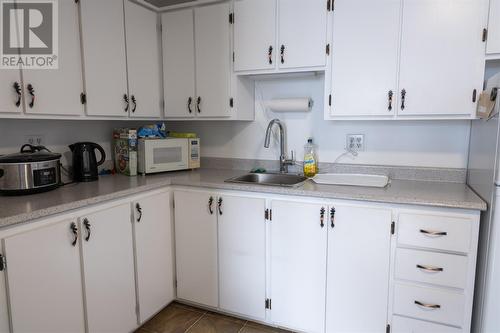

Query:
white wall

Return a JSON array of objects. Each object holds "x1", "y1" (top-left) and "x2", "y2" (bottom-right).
[{"x1": 170, "y1": 75, "x2": 471, "y2": 168}]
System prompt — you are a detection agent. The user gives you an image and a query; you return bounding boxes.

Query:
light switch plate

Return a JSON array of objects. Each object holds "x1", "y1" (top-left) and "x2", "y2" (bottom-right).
[{"x1": 346, "y1": 134, "x2": 365, "y2": 152}]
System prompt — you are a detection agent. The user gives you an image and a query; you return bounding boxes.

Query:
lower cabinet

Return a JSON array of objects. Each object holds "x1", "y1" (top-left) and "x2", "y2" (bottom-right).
[
  {"x1": 270, "y1": 200, "x2": 328, "y2": 333},
  {"x1": 132, "y1": 191, "x2": 175, "y2": 324},
  {"x1": 326, "y1": 205, "x2": 393, "y2": 332},
  {"x1": 174, "y1": 190, "x2": 219, "y2": 307},
  {"x1": 80, "y1": 203, "x2": 137, "y2": 333},
  {"x1": 218, "y1": 194, "x2": 266, "y2": 320},
  {"x1": 2, "y1": 218, "x2": 86, "y2": 333}
]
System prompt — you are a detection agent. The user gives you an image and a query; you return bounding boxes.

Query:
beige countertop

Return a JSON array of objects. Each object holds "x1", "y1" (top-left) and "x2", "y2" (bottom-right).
[{"x1": 0, "y1": 168, "x2": 486, "y2": 228}]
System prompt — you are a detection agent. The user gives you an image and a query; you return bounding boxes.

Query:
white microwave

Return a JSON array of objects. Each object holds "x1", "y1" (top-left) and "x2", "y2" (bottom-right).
[{"x1": 138, "y1": 138, "x2": 200, "y2": 174}]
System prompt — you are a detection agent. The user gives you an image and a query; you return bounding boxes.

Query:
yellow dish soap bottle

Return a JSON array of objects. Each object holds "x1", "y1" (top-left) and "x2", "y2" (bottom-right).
[{"x1": 303, "y1": 138, "x2": 318, "y2": 178}]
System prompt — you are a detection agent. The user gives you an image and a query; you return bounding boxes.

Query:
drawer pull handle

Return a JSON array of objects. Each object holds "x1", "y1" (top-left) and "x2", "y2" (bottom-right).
[
  {"x1": 415, "y1": 300, "x2": 441, "y2": 309},
  {"x1": 417, "y1": 264, "x2": 444, "y2": 273},
  {"x1": 420, "y1": 229, "x2": 447, "y2": 237}
]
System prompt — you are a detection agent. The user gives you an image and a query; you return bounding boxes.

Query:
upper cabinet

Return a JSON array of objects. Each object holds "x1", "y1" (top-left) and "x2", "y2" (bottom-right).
[
  {"x1": 233, "y1": 0, "x2": 330, "y2": 73},
  {"x1": 124, "y1": 1, "x2": 162, "y2": 118},
  {"x1": 487, "y1": 0, "x2": 500, "y2": 55},
  {"x1": 330, "y1": 0, "x2": 400, "y2": 117},
  {"x1": 328, "y1": 0, "x2": 486, "y2": 120},
  {"x1": 79, "y1": 0, "x2": 129, "y2": 117},
  {"x1": 162, "y1": 3, "x2": 232, "y2": 119}
]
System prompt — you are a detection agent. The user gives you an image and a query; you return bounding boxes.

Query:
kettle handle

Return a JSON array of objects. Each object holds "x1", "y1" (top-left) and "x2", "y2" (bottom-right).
[{"x1": 92, "y1": 144, "x2": 106, "y2": 166}]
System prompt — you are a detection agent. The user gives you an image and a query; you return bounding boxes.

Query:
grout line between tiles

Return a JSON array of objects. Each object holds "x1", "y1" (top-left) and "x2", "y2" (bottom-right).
[
  {"x1": 237, "y1": 321, "x2": 248, "y2": 333},
  {"x1": 184, "y1": 311, "x2": 207, "y2": 333}
]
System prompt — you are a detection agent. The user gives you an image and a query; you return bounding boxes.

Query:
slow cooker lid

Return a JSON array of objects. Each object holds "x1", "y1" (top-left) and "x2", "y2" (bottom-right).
[{"x1": 0, "y1": 145, "x2": 61, "y2": 163}]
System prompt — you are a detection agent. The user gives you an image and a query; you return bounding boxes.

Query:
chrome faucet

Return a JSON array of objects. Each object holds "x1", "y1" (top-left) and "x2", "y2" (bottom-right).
[{"x1": 264, "y1": 119, "x2": 295, "y2": 173}]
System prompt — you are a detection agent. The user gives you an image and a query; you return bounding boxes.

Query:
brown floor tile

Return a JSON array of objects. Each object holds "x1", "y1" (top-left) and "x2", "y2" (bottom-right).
[
  {"x1": 172, "y1": 301, "x2": 206, "y2": 314},
  {"x1": 187, "y1": 315, "x2": 245, "y2": 333},
  {"x1": 243, "y1": 322, "x2": 294, "y2": 333},
  {"x1": 205, "y1": 310, "x2": 247, "y2": 325},
  {"x1": 142, "y1": 305, "x2": 204, "y2": 333}
]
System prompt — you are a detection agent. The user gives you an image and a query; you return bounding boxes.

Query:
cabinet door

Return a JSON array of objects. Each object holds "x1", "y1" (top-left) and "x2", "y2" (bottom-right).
[
  {"x1": 218, "y1": 194, "x2": 266, "y2": 320},
  {"x1": 162, "y1": 9, "x2": 196, "y2": 118},
  {"x1": 23, "y1": 0, "x2": 83, "y2": 116},
  {"x1": 326, "y1": 205, "x2": 392, "y2": 332},
  {"x1": 80, "y1": 204, "x2": 137, "y2": 333},
  {"x1": 487, "y1": 0, "x2": 500, "y2": 54},
  {"x1": 125, "y1": 1, "x2": 161, "y2": 118},
  {"x1": 194, "y1": 3, "x2": 231, "y2": 118},
  {"x1": 233, "y1": 0, "x2": 277, "y2": 71},
  {"x1": 2, "y1": 219, "x2": 85, "y2": 333},
  {"x1": 0, "y1": 69, "x2": 22, "y2": 114},
  {"x1": 278, "y1": 0, "x2": 328, "y2": 69},
  {"x1": 174, "y1": 190, "x2": 218, "y2": 307},
  {"x1": 270, "y1": 200, "x2": 327, "y2": 333},
  {"x1": 80, "y1": 0, "x2": 128, "y2": 117},
  {"x1": 133, "y1": 191, "x2": 175, "y2": 324},
  {"x1": 398, "y1": 0, "x2": 485, "y2": 117},
  {"x1": 330, "y1": 0, "x2": 400, "y2": 117}
]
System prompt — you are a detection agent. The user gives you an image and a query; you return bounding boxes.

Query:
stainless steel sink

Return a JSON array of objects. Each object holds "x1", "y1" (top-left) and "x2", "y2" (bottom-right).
[{"x1": 225, "y1": 173, "x2": 308, "y2": 187}]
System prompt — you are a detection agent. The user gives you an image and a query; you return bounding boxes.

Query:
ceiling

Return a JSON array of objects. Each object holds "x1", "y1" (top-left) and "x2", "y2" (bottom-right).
[{"x1": 144, "y1": 0, "x2": 194, "y2": 7}]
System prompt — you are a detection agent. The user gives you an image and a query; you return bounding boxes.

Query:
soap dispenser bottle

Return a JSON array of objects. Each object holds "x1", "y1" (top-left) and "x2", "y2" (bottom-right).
[{"x1": 303, "y1": 138, "x2": 318, "y2": 178}]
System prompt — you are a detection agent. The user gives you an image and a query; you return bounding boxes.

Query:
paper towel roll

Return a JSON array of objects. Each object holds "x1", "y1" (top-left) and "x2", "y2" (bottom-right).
[{"x1": 265, "y1": 98, "x2": 312, "y2": 112}]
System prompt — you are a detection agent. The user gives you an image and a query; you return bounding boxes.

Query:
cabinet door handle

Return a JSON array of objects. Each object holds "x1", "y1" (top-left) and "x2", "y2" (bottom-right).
[
  {"x1": 187, "y1": 97, "x2": 193, "y2": 113},
  {"x1": 330, "y1": 207, "x2": 335, "y2": 228},
  {"x1": 13, "y1": 82, "x2": 21, "y2": 107},
  {"x1": 320, "y1": 207, "x2": 325, "y2": 228},
  {"x1": 420, "y1": 229, "x2": 447, "y2": 237},
  {"x1": 196, "y1": 96, "x2": 201, "y2": 113},
  {"x1": 388, "y1": 90, "x2": 393, "y2": 111},
  {"x1": 208, "y1": 196, "x2": 214, "y2": 215},
  {"x1": 268, "y1": 45, "x2": 273, "y2": 65},
  {"x1": 400, "y1": 89, "x2": 406, "y2": 110},
  {"x1": 280, "y1": 45, "x2": 285, "y2": 64},
  {"x1": 416, "y1": 264, "x2": 444, "y2": 273},
  {"x1": 27, "y1": 84, "x2": 35, "y2": 108},
  {"x1": 131, "y1": 95, "x2": 137, "y2": 113},
  {"x1": 414, "y1": 300, "x2": 441, "y2": 309},
  {"x1": 70, "y1": 222, "x2": 78, "y2": 247},
  {"x1": 217, "y1": 197, "x2": 223, "y2": 215},
  {"x1": 83, "y1": 218, "x2": 91, "y2": 242},
  {"x1": 123, "y1": 94, "x2": 129, "y2": 112},
  {"x1": 135, "y1": 203, "x2": 143, "y2": 222}
]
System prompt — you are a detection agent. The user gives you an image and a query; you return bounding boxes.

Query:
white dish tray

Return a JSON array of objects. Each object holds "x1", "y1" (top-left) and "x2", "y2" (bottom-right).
[{"x1": 312, "y1": 173, "x2": 390, "y2": 188}]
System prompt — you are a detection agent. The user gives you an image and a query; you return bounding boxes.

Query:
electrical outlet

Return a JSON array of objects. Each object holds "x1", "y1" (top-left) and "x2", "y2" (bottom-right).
[
  {"x1": 24, "y1": 135, "x2": 45, "y2": 146},
  {"x1": 346, "y1": 134, "x2": 365, "y2": 152}
]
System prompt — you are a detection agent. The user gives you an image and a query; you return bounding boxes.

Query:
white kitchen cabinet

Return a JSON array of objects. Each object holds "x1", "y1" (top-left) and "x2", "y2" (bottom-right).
[
  {"x1": 194, "y1": 3, "x2": 231, "y2": 118},
  {"x1": 162, "y1": 9, "x2": 196, "y2": 118},
  {"x1": 218, "y1": 194, "x2": 266, "y2": 320},
  {"x1": 80, "y1": 203, "x2": 137, "y2": 333},
  {"x1": 132, "y1": 191, "x2": 175, "y2": 324},
  {"x1": 487, "y1": 0, "x2": 500, "y2": 54},
  {"x1": 2, "y1": 218, "x2": 86, "y2": 333},
  {"x1": 326, "y1": 205, "x2": 392, "y2": 332},
  {"x1": 330, "y1": 0, "x2": 401, "y2": 117},
  {"x1": 392, "y1": 315, "x2": 462, "y2": 333},
  {"x1": 397, "y1": 0, "x2": 485, "y2": 117},
  {"x1": 79, "y1": 0, "x2": 128, "y2": 117},
  {"x1": 22, "y1": 0, "x2": 83, "y2": 116},
  {"x1": 174, "y1": 190, "x2": 218, "y2": 307},
  {"x1": 278, "y1": 0, "x2": 328, "y2": 70},
  {"x1": 233, "y1": 0, "x2": 277, "y2": 71},
  {"x1": 270, "y1": 199, "x2": 327, "y2": 333},
  {"x1": 124, "y1": 0, "x2": 162, "y2": 118},
  {"x1": 0, "y1": 70, "x2": 22, "y2": 114}
]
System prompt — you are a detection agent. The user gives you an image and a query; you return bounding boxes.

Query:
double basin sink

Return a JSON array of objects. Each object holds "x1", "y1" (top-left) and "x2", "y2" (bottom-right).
[{"x1": 225, "y1": 172, "x2": 390, "y2": 188}]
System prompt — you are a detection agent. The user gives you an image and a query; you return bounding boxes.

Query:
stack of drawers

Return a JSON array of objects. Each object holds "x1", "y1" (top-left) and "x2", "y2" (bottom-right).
[{"x1": 391, "y1": 211, "x2": 478, "y2": 332}]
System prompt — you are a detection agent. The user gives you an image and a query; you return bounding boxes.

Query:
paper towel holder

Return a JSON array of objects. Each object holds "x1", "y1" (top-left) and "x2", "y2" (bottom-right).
[{"x1": 265, "y1": 97, "x2": 313, "y2": 112}]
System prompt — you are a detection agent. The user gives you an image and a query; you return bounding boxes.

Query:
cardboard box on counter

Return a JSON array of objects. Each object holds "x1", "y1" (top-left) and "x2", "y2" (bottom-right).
[{"x1": 113, "y1": 128, "x2": 137, "y2": 176}]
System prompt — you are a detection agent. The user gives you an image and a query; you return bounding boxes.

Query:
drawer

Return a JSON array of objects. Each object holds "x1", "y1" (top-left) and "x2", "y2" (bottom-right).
[
  {"x1": 395, "y1": 248, "x2": 469, "y2": 289},
  {"x1": 392, "y1": 315, "x2": 462, "y2": 333},
  {"x1": 393, "y1": 283, "x2": 465, "y2": 327},
  {"x1": 398, "y1": 213, "x2": 473, "y2": 253}
]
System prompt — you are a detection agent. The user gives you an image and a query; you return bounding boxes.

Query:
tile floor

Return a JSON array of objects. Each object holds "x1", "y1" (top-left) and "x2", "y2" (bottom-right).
[{"x1": 136, "y1": 302, "x2": 293, "y2": 333}]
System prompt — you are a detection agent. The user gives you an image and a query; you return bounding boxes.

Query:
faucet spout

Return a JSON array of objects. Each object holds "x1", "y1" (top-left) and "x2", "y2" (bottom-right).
[{"x1": 263, "y1": 119, "x2": 294, "y2": 173}]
